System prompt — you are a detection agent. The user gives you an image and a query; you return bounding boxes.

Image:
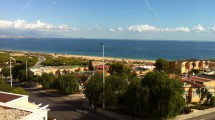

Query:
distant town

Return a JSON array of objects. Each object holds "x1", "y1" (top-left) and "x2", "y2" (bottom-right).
[{"x1": 1, "y1": 50, "x2": 215, "y2": 120}]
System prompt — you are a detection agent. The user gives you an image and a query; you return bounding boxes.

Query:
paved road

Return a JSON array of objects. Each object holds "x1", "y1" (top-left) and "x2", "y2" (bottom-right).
[
  {"x1": 187, "y1": 112, "x2": 215, "y2": 120},
  {"x1": 34, "y1": 56, "x2": 46, "y2": 68},
  {"x1": 27, "y1": 88, "x2": 117, "y2": 120}
]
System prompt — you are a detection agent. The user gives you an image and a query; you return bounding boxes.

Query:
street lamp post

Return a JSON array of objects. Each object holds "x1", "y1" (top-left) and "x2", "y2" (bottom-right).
[
  {"x1": 26, "y1": 59, "x2": 29, "y2": 87},
  {"x1": 99, "y1": 43, "x2": 105, "y2": 109},
  {"x1": 10, "y1": 57, "x2": 12, "y2": 87}
]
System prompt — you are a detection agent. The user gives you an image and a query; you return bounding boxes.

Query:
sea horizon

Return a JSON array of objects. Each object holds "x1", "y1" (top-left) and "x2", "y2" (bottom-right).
[
  {"x1": 0, "y1": 38, "x2": 215, "y2": 60},
  {"x1": 2, "y1": 37, "x2": 215, "y2": 42}
]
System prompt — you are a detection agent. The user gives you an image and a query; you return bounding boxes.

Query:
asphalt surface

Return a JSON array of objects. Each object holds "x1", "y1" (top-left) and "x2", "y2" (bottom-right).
[
  {"x1": 27, "y1": 88, "x2": 117, "y2": 120},
  {"x1": 187, "y1": 112, "x2": 215, "y2": 120},
  {"x1": 34, "y1": 56, "x2": 46, "y2": 68}
]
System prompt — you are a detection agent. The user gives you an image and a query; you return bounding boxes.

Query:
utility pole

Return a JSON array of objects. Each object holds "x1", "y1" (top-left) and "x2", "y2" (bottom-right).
[{"x1": 26, "y1": 59, "x2": 29, "y2": 87}]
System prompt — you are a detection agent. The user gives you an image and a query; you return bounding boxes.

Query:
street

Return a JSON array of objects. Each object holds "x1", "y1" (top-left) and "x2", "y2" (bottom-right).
[
  {"x1": 34, "y1": 56, "x2": 46, "y2": 68},
  {"x1": 27, "y1": 88, "x2": 117, "y2": 120}
]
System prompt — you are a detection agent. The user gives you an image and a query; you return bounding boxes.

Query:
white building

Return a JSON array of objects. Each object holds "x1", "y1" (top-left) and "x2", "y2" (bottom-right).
[{"x1": 0, "y1": 91, "x2": 49, "y2": 120}]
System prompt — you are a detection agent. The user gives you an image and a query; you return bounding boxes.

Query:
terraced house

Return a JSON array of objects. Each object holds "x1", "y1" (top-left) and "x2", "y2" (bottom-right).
[{"x1": 170, "y1": 60, "x2": 215, "y2": 74}]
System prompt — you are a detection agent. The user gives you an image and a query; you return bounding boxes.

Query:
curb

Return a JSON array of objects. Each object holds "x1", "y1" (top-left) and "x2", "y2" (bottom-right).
[{"x1": 96, "y1": 109, "x2": 133, "y2": 120}]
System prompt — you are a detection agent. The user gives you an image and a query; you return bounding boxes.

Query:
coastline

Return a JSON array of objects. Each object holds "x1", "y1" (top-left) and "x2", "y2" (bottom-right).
[{"x1": 0, "y1": 49, "x2": 155, "y2": 63}]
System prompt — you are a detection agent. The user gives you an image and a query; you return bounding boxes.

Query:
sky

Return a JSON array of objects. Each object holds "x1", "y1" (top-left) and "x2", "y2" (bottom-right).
[{"x1": 0, "y1": 0, "x2": 215, "y2": 40}]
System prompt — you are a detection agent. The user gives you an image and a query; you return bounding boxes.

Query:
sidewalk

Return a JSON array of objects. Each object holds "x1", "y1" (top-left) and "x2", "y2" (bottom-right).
[
  {"x1": 81, "y1": 96, "x2": 135, "y2": 120},
  {"x1": 172, "y1": 107, "x2": 215, "y2": 120},
  {"x1": 97, "y1": 107, "x2": 215, "y2": 120},
  {"x1": 89, "y1": 102, "x2": 215, "y2": 120}
]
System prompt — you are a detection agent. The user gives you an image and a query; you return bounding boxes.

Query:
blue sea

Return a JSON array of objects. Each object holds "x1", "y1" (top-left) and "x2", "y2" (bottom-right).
[{"x1": 0, "y1": 38, "x2": 215, "y2": 60}]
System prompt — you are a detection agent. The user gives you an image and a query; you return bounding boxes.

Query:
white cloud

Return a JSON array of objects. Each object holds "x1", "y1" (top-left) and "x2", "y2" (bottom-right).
[
  {"x1": 108, "y1": 27, "x2": 123, "y2": 32},
  {"x1": 95, "y1": 24, "x2": 104, "y2": 31},
  {"x1": 192, "y1": 24, "x2": 206, "y2": 32},
  {"x1": 128, "y1": 25, "x2": 190, "y2": 32},
  {"x1": 128, "y1": 25, "x2": 159, "y2": 32},
  {"x1": 116, "y1": 27, "x2": 123, "y2": 32},
  {"x1": 1, "y1": 19, "x2": 214, "y2": 39},
  {"x1": 108, "y1": 28, "x2": 114, "y2": 32},
  {"x1": 0, "y1": 20, "x2": 14, "y2": 28},
  {"x1": 0, "y1": 19, "x2": 76, "y2": 31},
  {"x1": 170, "y1": 27, "x2": 190, "y2": 32},
  {"x1": 209, "y1": 24, "x2": 215, "y2": 32}
]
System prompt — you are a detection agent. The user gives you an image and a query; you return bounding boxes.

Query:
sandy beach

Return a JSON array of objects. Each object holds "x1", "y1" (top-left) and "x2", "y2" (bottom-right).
[
  {"x1": 0, "y1": 50, "x2": 155, "y2": 64},
  {"x1": 50, "y1": 53, "x2": 155, "y2": 63}
]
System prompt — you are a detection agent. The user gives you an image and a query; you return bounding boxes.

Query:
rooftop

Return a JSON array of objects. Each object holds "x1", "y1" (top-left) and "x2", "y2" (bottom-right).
[
  {"x1": 182, "y1": 76, "x2": 213, "y2": 83},
  {"x1": 0, "y1": 91, "x2": 49, "y2": 120},
  {"x1": 0, "y1": 106, "x2": 31, "y2": 120},
  {"x1": 95, "y1": 65, "x2": 109, "y2": 69},
  {"x1": 0, "y1": 92, "x2": 22, "y2": 103},
  {"x1": 182, "y1": 76, "x2": 215, "y2": 87}
]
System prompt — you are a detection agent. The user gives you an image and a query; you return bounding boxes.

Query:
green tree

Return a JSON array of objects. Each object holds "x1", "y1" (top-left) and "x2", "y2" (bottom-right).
[
  {"x1": 2, "y1": 67, "x2": 10, "y2": 77},
  {"x1": 38, "y1": 73, "x2": 56, "y2": 89},
  {"x1": 42, "y1": 55, "x2": 88, "y2": 66},
  {"x1": 79, "y1": 75, "x2": 89, "y2": 83},
  {"x1": 105, "y1": 75, "x2": 128, "y2": 106},
  {"x1": 140, "y1": 71, "x2": 184, "y2": 118},
  {"x1": 196, "y1": 88, "x2": 210, "y2": 105},
  {"x1": 0, "y1": 72, "x2": 3, "y2": 84},
  {"x1": 0, "y1": 53, "x2": 10, "y2": 63},
  {"x1": 125, "y1": 77, "x2": 148, "y2": 117},
  {"x1": 28, "y1": 74, "x2": 40, "y2": 87},
  {"x1": 88, "y1": 60, "x2": 94, "y2": 71},
  {"x1": 58, "y1": 74, "x2": 79, "y2": 94},
  {"x1": 155, "y1": 58, "x2": 170, "y2": 73},
  {"x1": 109, "y1": 62, "x2": 131, "y2": 76},
  {"x1": 29, "y1": 74, "x2": 40, "y2": 82},
  {"x1": 12, "y1": 63, "x2": 27, "y2": 82},
  {"x1": 84, "y1": 73, "x2": 103, "y2": 107}
]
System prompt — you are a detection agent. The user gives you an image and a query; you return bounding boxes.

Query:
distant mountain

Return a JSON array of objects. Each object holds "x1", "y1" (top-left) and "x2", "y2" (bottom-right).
[{"x1": 0, "y1": 29, "x2": 66, "y2": 38}]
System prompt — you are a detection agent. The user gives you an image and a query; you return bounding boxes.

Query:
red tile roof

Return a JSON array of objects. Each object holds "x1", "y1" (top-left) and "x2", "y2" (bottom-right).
[
  {"x1": 182, "y1": 76, "x2": 213, "y2": 83},
  {"x1": 95, "y1": 65, "x2": 109, "y2": 70},
  {"x1": 185, "y1": 80, "x2": 205, "y2": 87}
]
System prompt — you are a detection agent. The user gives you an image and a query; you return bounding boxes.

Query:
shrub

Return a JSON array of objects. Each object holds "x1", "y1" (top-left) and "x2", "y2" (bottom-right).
[
  {"x1": 183, "y1": 107, "x2": 192, "y2": 114},
  {"x1": 191, "y1": 69, "x2": 200, "y2": 75},
  {"x1": 0, "y1": 83, "x2": 28, "y2": 95},
  {"x1": 0, "y1": 83, "x2": 15, "y2": 92},
  {"x1": 210, "y1": 96, "x2": 215, "y2": 107},
  {"x1": 190, "y1": 105, "x2": 211, "y2": 110},
  {"x1": 10, "y1": 87, "x2": 28, "y2": 95}
]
